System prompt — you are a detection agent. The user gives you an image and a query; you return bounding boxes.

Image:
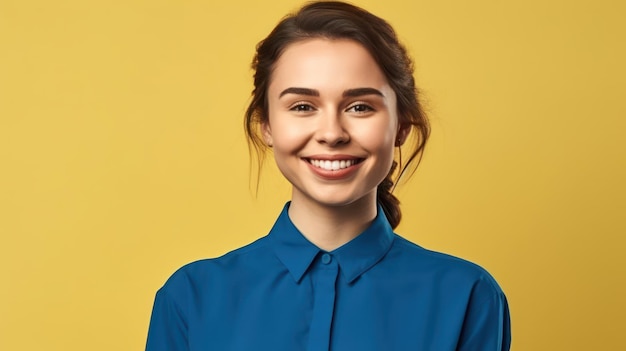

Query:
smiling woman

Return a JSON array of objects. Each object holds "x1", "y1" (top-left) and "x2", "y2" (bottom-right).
[
  {"x1": 264, "y1": 39, "x2": 402, "y2": 250},
  {"x1": 145, "y1": 2, "x2": 511, "y2": 350}
]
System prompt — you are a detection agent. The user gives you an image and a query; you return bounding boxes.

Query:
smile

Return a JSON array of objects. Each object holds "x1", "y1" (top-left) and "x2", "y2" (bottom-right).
[{"x1": 306, "y1": 158, "x2": 364, "y2": 171}]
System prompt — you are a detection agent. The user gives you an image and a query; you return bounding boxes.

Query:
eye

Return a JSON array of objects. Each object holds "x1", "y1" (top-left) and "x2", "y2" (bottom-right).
[
  {"x1": 289, "y1": 102, "x2": 316, "y2": 112},
  {"x1": 346, "y1": 103, "x2": 374, "y2": 113}
]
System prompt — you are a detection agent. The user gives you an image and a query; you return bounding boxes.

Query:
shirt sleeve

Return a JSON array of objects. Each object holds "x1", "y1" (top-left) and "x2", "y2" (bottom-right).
[
  {"x1": 457, "y1": 275, "x2": 512, "y2": 351},
  {"x1": 145, "y1": 288, "x2": 188, "y2": 351}
]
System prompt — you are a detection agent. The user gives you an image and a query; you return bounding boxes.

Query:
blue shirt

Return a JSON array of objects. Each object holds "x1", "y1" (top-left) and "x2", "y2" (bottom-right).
[{"x1": 146, "y1": 203, "x2": 511, "y2": 350}]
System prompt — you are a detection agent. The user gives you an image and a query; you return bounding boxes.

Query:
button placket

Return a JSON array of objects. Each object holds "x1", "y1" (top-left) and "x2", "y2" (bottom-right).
[{"x1": 307, "y1": 254, "x2": 339, "y2": 351}]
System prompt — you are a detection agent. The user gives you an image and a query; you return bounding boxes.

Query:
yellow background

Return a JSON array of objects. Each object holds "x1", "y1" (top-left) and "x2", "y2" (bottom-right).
[{"x1": 1, "y1": 0, "x2": 624, "y2": 349}]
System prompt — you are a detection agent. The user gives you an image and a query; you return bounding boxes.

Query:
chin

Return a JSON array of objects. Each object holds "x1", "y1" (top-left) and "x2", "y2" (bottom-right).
[{"x1": 305, "y1": 190, "x2": 374, "y2": 209}]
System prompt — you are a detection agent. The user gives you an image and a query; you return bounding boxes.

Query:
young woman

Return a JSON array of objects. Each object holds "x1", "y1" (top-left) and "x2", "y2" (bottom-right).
[{"x1": 146, "y1": 2, "x2": 511, "y2": 350}]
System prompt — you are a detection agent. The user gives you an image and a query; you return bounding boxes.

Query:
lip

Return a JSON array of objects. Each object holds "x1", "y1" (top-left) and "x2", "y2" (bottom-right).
[
  {"x1": 302, "y1": 154, "x2": 365, "y2": 180},
  {"x1": 304, "y1": 154, "x2": 363, "y2": 161}
]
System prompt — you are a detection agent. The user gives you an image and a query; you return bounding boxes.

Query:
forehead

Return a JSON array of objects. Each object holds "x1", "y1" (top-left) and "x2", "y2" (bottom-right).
[{"x1": 268, "y1": 38, "x2": 390, "y2": 95}]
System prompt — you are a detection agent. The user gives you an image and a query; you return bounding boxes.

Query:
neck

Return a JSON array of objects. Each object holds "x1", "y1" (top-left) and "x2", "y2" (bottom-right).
[{"x1": 287, "y1": 192, "x2": 377, "y2": 252}]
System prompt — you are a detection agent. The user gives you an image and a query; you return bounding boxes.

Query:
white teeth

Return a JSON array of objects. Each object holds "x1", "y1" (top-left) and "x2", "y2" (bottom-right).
[{"x1": 309, "y1": 159, "x2": 357, "y2": 171}]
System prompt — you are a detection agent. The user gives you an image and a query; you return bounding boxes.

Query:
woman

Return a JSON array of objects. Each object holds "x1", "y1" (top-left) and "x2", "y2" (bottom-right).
[{"x1": 146, "y1": 2, "x2": 511, "y2": 350}]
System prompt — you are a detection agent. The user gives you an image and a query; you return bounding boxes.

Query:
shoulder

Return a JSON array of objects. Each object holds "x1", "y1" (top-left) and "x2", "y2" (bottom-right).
[
  {"x1": 157, "y1": 236, "x2": 272, "y2": 296},
  {"x1": 388, "y1": 234, "x2": 505, "y2": 297}
]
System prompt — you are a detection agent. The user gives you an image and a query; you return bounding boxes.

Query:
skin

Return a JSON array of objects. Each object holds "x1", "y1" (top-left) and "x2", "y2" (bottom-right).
[{"x1": 263, "y1": 39, "x2": 408, "y2": 251}]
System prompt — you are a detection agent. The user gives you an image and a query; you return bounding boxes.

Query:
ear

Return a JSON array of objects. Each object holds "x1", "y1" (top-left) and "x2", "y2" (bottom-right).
[
  {"x1": 262, "y1": 122, "x2": 273, "y2": 147},
  {"x1": 395, "y1": 123, "x2": 411, "y2": 146}
]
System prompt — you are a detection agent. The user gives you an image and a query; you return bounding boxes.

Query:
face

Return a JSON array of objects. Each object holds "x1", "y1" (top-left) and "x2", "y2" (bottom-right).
[{"x1": 264, "y1": 39, "x2": 405, "y2": 210}]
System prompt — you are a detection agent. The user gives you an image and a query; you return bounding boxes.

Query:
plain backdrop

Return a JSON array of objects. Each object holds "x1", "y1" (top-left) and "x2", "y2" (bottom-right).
[{"x1": 1, "y1": 0, "x2": 624, "y2": 350}]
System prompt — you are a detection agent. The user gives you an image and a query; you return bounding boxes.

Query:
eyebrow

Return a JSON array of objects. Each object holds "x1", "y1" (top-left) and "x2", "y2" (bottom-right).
[
  {"x1": 343, "y1": 87, "x2": 384, "y2": 98},
  {"x1": 278, "y1": 87, "x2": 384, "y2": 98},
  {"x1": 279, "y1": 87, "x2": 319, "y2": 98}
]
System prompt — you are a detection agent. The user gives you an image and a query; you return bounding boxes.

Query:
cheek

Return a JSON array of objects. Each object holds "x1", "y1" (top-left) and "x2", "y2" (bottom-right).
[
  {"x1": 352, "y1": 119, "x2": 397, "y2": 152},
  {"x1": 269, "y1": 121, "x2": 311, "y2": 155}
]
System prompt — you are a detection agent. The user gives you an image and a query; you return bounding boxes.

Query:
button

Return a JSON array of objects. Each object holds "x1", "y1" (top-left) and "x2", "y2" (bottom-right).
[{"x1": 321, "y1": 253, "x2": 332, "y2": 264}]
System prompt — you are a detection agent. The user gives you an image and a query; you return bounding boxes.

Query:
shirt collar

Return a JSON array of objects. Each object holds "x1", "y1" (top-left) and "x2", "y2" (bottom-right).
[{"x1": 268, "y1": 202, "x2": 395, "y2": 284}]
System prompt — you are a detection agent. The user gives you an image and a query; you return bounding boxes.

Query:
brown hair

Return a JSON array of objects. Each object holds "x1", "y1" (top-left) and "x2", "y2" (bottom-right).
[{"x1": 245, "y1": 1, "x2": 430, "y2": 229}]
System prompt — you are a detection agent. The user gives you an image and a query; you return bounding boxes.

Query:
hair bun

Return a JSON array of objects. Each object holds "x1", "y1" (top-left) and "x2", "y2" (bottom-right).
[{"x1": 377, "y1": 161, "x2": 401, "y2": 229}]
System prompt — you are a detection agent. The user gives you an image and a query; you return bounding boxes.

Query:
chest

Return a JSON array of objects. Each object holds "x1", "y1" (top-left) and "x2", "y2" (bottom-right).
[{"x1": 186, "y1": 267, "x2": 467, "y2": 351}]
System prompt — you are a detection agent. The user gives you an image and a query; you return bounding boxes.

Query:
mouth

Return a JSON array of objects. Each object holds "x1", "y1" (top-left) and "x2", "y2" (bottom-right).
[{"x1": 304, "y1": 158, "x2": 365, "y2": 171}]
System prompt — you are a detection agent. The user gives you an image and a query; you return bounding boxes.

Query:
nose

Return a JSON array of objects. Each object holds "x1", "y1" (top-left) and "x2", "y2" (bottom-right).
[{"x1": 314, "y1": 111, "x2": 350, "y2": 146}]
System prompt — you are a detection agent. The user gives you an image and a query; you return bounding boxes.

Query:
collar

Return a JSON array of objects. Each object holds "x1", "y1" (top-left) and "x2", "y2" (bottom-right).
[{"x1": 268, "y1": 202, "x2": 395, "y2": 284}]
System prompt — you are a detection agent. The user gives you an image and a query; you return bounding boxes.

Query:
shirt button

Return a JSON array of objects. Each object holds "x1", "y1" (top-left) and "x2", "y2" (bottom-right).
[{"x1": 321, "y1": 253, "x2": 332, "y2": 264}]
